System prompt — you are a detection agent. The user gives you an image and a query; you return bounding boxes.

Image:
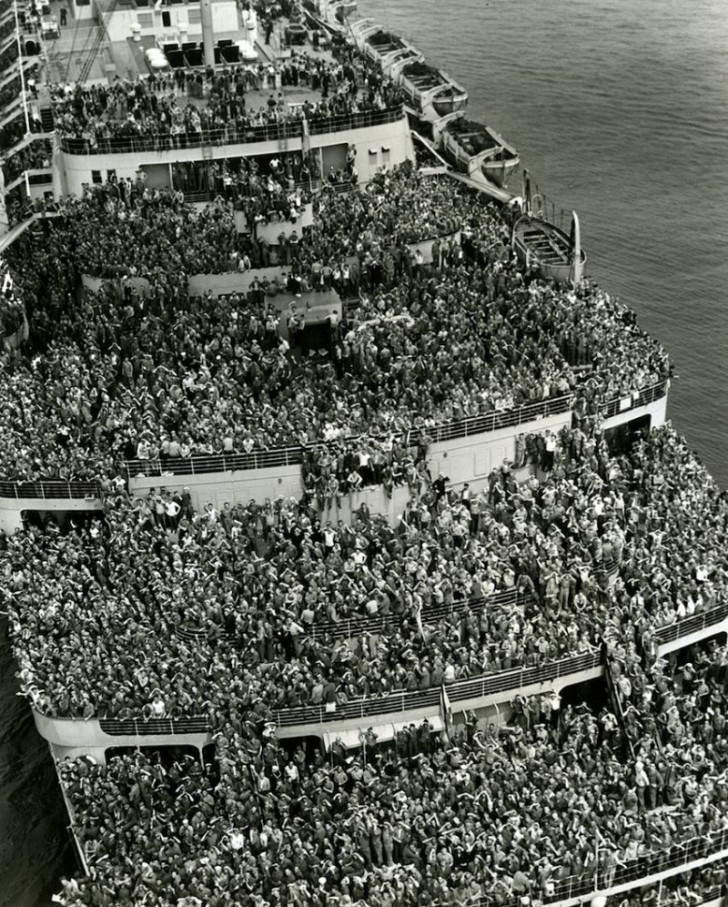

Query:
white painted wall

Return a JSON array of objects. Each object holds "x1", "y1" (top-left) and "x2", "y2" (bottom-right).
[
  {"x1": 59, "y1": 117, "x2": 413, "y2": 196},
  {"x1": 428, "y1": 410, "x2": 572, "y2": 492},
  {"x1": 128, "y1": 462, "x2": 304, "y2": 510},
  {"x1": 601, "y1": 394, "x2": 667, "y2": 432},
  {"x1": 0, "y1": 495, "x2": 103, "y2": 535}
]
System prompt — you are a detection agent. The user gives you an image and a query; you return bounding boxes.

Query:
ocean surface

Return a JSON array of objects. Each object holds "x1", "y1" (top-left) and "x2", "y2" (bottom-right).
[{"x1": 2, "y1": 0, "x2": 728, "y2": 902}]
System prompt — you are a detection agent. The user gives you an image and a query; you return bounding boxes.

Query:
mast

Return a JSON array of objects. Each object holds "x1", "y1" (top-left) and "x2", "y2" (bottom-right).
[
  {"x1": 570, "y1": 211, "x2": 583, "y2": 284},
  {"x1": 200, "y1": 0, "x2": 215, "y2": 67}
]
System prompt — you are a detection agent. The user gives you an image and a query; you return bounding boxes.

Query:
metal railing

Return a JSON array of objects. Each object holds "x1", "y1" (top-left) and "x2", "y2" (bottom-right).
[
  {"x1": 98, "y1": 716, "x2": 210, "y2": 736},
  {"x1": 601, "y1": 380, "x2": 668, "y2": 420},
  {"x1": 271, "y1": 650, "x2": 601, "y2": 728},
  {"x1": 273, "y1": 686, "x2": 441, "y2": 728},
  {"x1": 413, "y1": 394, "x2": 571, "y2": 444},
  {"x1": 0, "y1": 479, "x2": 101, "y2": 500},
  {"x1": 303, "y1": 587, "x2": 530, "y2": 641},
  {"x1": 58, "y1": 106, "x2": 404, "y2": 157},
  {"x1": 123, "y1": 396, "x2": 571, "y2": 480},
  {"x1": 653, "y1": 601, "x2": 728, "y2": 646},
  {"x1": 59, "y1": 121, "x2": 305, "y2": 156},
  {"x1": 174, "y1": 587, "x2": 532, "y2": 645},
  {"x1": 42, "y1": 600, "x2": 728, "y2": 735},
  {"x1": 445, "y1": 651, "x2": 600, "y2": 705},
  {"x1": 516, "y1": 828, "x2": 728, "y2": 907},
  {"x1": 308, "y1": 105, "x2": 404, "y2": 135},
  {"x1": 124, "y1": 445, "x2": 303, "y2": 480}
]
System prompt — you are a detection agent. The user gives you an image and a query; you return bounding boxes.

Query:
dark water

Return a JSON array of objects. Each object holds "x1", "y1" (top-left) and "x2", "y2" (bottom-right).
[
  {"x1": 0, "y1": 620, "x2": 75, "y2": 907},
  {"x1": 3, "y1": 0, "x2": 728, "y2": 900}
]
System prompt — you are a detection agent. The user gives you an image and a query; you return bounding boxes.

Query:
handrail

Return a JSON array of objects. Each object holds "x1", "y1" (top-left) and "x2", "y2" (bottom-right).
[
  {"x1": 473, "y1": 828, "x2": 728, "y2": 907},
  {"x1": 178, "y1": 587, "x2": 531, "y2": 645},
  {"x1": 121, "y1": 383, "x2": 669, "y2": 481},
  {"x1": 36, "y1": 599, "x2": 728, "y2": 731},
  {"x1": 653, "y1": 600, "x2": 728, "y2": 645},
  {"x1": 307, "y1": 105, "x2": 404, "y2": 135},
  {"x1": 0, "y1": 479, "x2": 101, "y2": 500},
  {"x1": 123, "y1": 395, "x2": 572, "y2": 479},
  {"x1": 58, "y1": 106, "x2": 405, "y2": 157},
  {"x1": 98, "y1": 716, "x2": 210, "y2": 736},
  {"x1": 305, "y1": 586, "x2": 530, "y2": 640},
  {"x1": 124, "y1": 445, "x2": 304, "y2": 479},
  {"x1": 271, "y1": 650, "x2": 601, "y2": 729},
  {"x1": 600, "y1": 379, "x2": 668, "y2": 420},
  {"x1": 59, "y1": 121, "x2": 305, "y2": 156}
]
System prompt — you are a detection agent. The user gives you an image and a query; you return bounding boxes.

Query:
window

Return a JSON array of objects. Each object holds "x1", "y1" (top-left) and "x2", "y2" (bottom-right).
[
  {"x1": 381, "y1": 146, "x2": 391, "y2": 164},
  {"x1": 137, "y1": 12, "x2": 153, "y2": 27},
  {"x1": 161, "y1": 10, "x2": 171, "y2": 26},
  {"x1": 91, "y1": 170, "x2": 102, "y2": 184},
  {"x1": 188, "y1": 8, "x2": 201, "y2": 23}
]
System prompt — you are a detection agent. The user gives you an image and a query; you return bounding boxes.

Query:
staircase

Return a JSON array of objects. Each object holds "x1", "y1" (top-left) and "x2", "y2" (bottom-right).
[
  {"x1": 76, "y1": 0, "x2": 118, "y2": 84},
  {"x1": 39, "y1": 107, "x2": 54, "y2": 132},
  {"x1": 601, "y1": 642, "x2": 636, "y2": 759}
]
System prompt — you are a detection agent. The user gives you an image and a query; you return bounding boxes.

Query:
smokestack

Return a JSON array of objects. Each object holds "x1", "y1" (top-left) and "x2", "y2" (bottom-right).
[{"x1": 200, "y1": 0, "x2": 215, "y2": 67}]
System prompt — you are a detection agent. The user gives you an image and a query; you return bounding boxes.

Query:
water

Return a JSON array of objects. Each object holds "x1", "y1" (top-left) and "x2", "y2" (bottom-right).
[
  {"x1": 0, "y1": 620, "x2": 75, "y2": 907},
  {"x1": 3, "y1": 0, "x2": 728, "y2": 900}
]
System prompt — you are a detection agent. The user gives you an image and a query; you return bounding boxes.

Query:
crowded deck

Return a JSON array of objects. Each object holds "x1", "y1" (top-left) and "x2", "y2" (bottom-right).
[{"x1": 0, "y1": 0, "x2": 725, "y2": 905}]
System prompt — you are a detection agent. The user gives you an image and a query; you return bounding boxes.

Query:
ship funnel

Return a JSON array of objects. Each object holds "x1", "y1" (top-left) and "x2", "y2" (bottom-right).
[
  {"x1": 569, "y1": 211, "x2": 584, "y2": 285},
  {"x1": 200, "y1": 0, "x2": 215, "y2": 67}
]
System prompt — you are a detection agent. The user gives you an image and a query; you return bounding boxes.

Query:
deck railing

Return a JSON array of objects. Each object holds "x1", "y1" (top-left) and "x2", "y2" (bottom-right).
[
  {"x1": 0, "y1": 479, "x2": 101, "y2": 500},
  {"x1": 653, "y1": 601, "x2": 728, "y2": 646},
  {"x1": 271, "y1": 650, "x2": 601, "y2": 728},
  {"x1": 303, "y1": 586, "x2": 530, "y2": 641},
  {"x1": 123, "y1": 395, "x2": 572, "y2": 480},
  {"x1": 121, "y1": 382, "x2": 668, "y2": 482},
  {"x1": 307, "y1": 105, "x2": 404, "y2": 135},
  {"x1": 175, "y1": 587, "x2": 532, "y2": 645},
  {"x1": 39, "y1": 596, "x2": 728, "y2": 735},
  {"x1": 476, "y1": 828, "x2": 728, "y2": 907},
  {"x1": 98, "y1": 716, "x2": 210, "y2": 736},
  {"x1": 58, "y1": 106, "x2": 405, "y2": 157},
  {"x1": 600, "y1": 379, "x2": 668, "y2": 420},
  {"x1": 59, "y1": 121, "x2": 305, "y2": 156},
  {"x1": 124, "y1": 445, "x2": 304, "y2": 480}
]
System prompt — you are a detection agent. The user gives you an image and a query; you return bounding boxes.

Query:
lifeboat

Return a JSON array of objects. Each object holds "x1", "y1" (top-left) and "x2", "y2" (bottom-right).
[
  {"x1": 351, "y1": 20, "x2": 423, "y2": 75},
  {"x1": 511, "y1": 174, "x2": 586, "y2": 283},
  {"x1": 391, "y1": 58, "x2": 468, "y2": 123},
  {"x1": 435, "y1": 113, "x2": 519, "y2": 188}
]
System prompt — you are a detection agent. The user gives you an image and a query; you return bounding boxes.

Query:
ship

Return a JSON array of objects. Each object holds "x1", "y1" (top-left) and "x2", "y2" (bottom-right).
[{"x1": 0, "y1": 1, "x2": 724, "y2": 906}]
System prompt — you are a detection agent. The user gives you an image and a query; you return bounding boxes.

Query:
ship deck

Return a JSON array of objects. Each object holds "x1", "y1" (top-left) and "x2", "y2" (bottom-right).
[{"x1": 36, "y1": 3, "x2": 335, "y2": 93}]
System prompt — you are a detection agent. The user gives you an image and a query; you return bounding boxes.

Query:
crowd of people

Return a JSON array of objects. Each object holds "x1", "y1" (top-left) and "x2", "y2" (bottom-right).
[
  {"x1": 52, "y1": 659, "x2": 728, "y2": 907},
  {"x1": 0, "y1": 29, "x2": 721, "y2": 901},
  {"x1": 1, "y1": 136, "x2": 52, "y2": 185},
  {"x1": 6, "y1": 424, "x2": 728, "y2": 723},
  {"x1": 0, "y1": 165, "x2": 670, "y2": 482},
  {"x1": 50, "y1": 36, "x2": 404, "y2": 152},
  {"x1": 171, "y1": 149, "x2": 318, "y2": 225}
]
